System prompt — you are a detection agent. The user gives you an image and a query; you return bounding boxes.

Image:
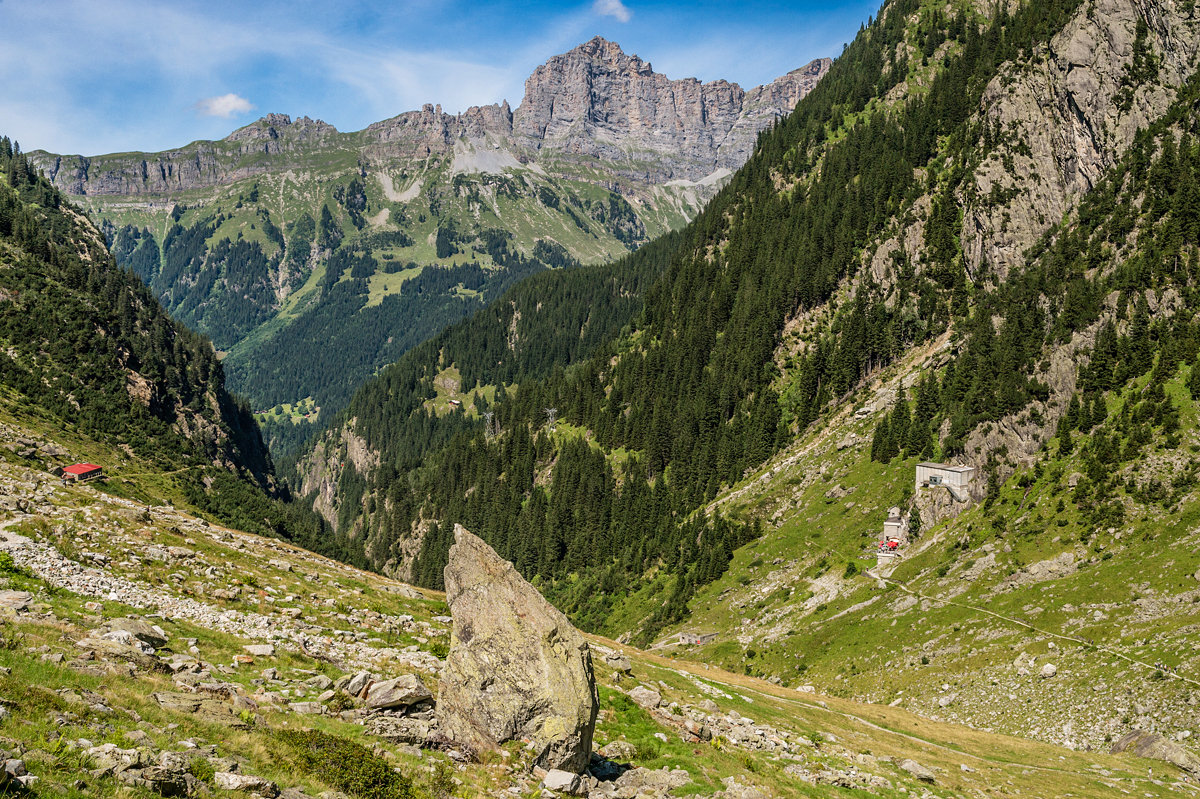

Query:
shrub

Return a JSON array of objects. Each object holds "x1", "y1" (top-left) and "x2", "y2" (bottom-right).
[
  {"x1": 426, "y1": 760, "x2": 456, "y2": 799},
  {"x1": 843, "y1": 562, "x2": 859, "y2": 579},
  {"x1": 325, "y1": 691, "x2": 354, "y2": 713},
  {"x1": 187, "y1": 758, "x2": 216, "y2": 783},
  {"x1": 0, "y1": 552, "x2": 30, "y2": 577},
  {"x1": 275, "y1": 729, "x2": 416, "y2": 799},
  {"x1": 633, "y1": 738, "x2": 661, "y2": 761}
]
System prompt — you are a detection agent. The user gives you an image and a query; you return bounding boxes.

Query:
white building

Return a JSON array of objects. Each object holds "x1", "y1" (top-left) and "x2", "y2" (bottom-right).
[
  {"x1": 915, "y1": 462, "x2": 975, "y2": 500},
  {"x1": 883, "y1": 508, "x2": 905, "y2": 542}
]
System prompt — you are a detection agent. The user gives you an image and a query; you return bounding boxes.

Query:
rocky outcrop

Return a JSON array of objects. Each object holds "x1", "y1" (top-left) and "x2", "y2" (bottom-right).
[
  {"x1": 513, "y1": 37, "x2": 829, "y2": 182},
  {"x1": 437, "y1": 525, "x2": 598, "y2": 772},
  {"x1": 294, "y1": 423, "x2": 381, "y2": 534},
  {"x1": 961, "y1": 0, "x2": 1200, "y2": 280},
  {"x1": 1111, "y1": 729, "x2": 1200, "y2": 774}
]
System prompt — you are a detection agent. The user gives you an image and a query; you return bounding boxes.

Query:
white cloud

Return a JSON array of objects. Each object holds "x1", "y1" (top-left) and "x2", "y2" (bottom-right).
[
  {"x1": 196, "y1": 93, "x2": 256, "y2": 118},
  {"x1": 592, "y1": 0, "x2": 631, "y2": 23}
]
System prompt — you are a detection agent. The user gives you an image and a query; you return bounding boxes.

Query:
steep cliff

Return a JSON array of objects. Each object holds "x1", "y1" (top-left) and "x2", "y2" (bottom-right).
[
  {"x1": 34, "y1": 40, "x2": 827, "y2": 198},
  {"x1": 513, "y1": 37, "x2": 831, "y2": 182}
]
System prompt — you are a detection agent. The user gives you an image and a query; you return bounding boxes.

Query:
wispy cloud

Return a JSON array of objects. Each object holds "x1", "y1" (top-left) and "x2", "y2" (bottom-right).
[
  {"x1": 593, "y1": 0, "x2": 631, "y2": 23},
  {"x1": 196, "y1": 93, "x2": 255, "y2": 118}
]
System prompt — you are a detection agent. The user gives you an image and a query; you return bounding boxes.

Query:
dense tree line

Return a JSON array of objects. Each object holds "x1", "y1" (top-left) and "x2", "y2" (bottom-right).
[{"x1": 0, "y1": 137, "x2": 267, "y2": 487}]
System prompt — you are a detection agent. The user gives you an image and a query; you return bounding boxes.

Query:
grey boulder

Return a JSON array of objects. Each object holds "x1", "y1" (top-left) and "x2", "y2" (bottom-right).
[
  {"x1": 365, "y1": 675, "x2": 432, "y2": 710},
  {"x1": 437, "y1": 525, "x2": 598, "y2": 773},
  {"x1": 1111, "y1": 729, "x2": 1200, "y2": 774}
]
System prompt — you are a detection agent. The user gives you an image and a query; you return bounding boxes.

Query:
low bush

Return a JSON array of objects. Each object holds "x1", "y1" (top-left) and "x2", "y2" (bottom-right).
[{"x1": 275, "y1": 729, "x2": 416, "y2": 799}]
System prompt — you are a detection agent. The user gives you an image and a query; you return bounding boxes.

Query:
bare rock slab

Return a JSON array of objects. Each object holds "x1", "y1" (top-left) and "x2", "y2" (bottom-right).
[
  {"x1": 437, "y1": 525, "x2": 598, "y2": 772},
  {"x1": 1111, "y1": 729, "x2": 1200, "y2": 774},
  {"x1": 365, "y1": 674, "x2": 432, "y2": 709}
]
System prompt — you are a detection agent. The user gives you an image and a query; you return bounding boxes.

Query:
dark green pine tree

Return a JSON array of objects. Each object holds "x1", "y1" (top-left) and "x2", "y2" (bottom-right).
[
  {"x1": 890, "y1": 386, "x2": 911, "y2": 458},
  {"x1": 1057, "y1": 416, "x2": 1074, "y2": 457},
  {"x1": 870, "y1": 416, "x2": 890, "y2": 462}
]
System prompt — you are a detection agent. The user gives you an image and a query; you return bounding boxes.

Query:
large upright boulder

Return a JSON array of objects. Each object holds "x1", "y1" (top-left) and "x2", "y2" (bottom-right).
[{"x1": 437, "y1": 525, "x2": 598, "y2": 772}]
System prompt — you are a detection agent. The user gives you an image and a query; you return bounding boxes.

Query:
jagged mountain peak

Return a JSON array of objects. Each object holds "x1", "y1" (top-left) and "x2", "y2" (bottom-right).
[
  {"x1": 562, "y1": 35, "x2": 655, "y2": 75},
  {"x1": 225, "y1": 113, "x2": 339, "y2": 143}
]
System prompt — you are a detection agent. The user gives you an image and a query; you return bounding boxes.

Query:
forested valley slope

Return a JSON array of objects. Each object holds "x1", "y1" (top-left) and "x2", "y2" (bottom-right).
[
  {"x1": 28, "y1": 40, "x2": 828, "y2": 458},
  {"x1": 0, "y1": 140, "x2": 363, "y2": 562},
  {"x1": 290, "y1": 0, "x2": 1200, "y2": 753}
]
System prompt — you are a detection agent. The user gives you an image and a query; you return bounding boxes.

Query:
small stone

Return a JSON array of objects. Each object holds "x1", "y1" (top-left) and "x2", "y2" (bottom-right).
[
  {"x1": 243, "y1": 644, "x2": 275, "y2": 657},
  {"x1": 628, "y1": 686, "x2": 661, "y2": 709},
  {"x1": 543, "y1": 769, "x2": 584, "y2": 795},
  {"x1": 214, "y1": 771, "x2": 280, "y2": 796},
  {"x1": 597, "y1": 741, "x2": 636, "y2": 761},
  {"x1": 1040, "y1": 664, "x2": 1057, "y2": 679}
]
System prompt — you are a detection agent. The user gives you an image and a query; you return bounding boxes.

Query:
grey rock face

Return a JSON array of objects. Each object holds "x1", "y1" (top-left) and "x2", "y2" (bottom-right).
[
  {"x1": 513, "y1": 37, "x2": 829, "y2": 182},
  {"x1": 364, "y1": 675, "x2": 432, "y2": 710},
  {"x1": 960, "y1": 0, "x2": 1200, "y2": 282},
  {"x1": 437, "y1": 525, "x2": 598, "y2": 773},
  {"x1": 33, "y1": 38, "x2": 828, "y2": 196},
  {"x1": 1111, "y1": 729, "x2": 1200, "y2": 774}
]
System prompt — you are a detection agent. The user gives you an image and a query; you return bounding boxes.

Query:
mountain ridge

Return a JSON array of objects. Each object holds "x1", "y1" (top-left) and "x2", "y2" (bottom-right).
[{"x1": 33, "y1": 39, "x2": 830, "y2": 196}]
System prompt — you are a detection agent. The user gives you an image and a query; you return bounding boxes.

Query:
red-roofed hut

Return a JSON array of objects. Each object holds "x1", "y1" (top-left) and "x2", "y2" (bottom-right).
[{"x1": 61, "y1": 463, "x2": 103, "y2": 482}]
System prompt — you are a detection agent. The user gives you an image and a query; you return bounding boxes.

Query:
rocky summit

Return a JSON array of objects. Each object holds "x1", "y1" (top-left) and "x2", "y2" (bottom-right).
[{"x1": 438, "y1": 525, "x2": 598, "y2": 772}]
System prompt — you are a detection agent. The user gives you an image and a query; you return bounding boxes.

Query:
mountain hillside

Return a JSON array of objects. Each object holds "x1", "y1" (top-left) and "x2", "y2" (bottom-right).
[
  {"x1": 0, "y1": 135, "x2": 365, "y2": 563},
  {"x1": 286, "y1": 0, "x2": 1200, "y2": 757},
  {"x1": 0, "y1": 411, "x2": 1181, "y2": 798},
  {"x1": 0, "y1": 136, "x2": 272, "y2": 493},
  {"x1": 28, "y1": 41, "x2": 828, "y2": 455}
]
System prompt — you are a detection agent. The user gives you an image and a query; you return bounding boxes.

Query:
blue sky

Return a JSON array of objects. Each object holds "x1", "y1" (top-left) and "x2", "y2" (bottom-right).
[{"x1": 1, "y1": 0, "x2": 878, "y2": 157}]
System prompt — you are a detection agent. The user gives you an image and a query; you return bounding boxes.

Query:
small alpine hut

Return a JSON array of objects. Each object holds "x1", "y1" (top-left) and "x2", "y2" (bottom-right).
[
  {"x1": 915, "y1": 462, "x2": 974, "y2": 500},
  {"x1": 61, "y1": 463, "x2": 103, "y2": 483}
]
